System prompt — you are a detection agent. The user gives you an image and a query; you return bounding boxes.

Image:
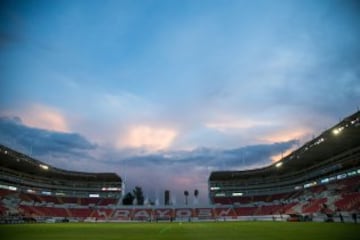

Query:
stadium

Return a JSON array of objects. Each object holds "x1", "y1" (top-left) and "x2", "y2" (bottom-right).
[
  {"x1": 1, "y1": 111, "x2": 360, "y2": 239},
  {"x1": 209, "y1": 111, "x2": 360, "y2": 222}
]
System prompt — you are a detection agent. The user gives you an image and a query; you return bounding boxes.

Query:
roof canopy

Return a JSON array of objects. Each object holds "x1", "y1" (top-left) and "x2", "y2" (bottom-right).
[
  {"x1": 0, "y1": 145, "x2": 121, "y2": 183},
  {"x1": 210, "y1": 111, "x2": 360, "y2": 181}
]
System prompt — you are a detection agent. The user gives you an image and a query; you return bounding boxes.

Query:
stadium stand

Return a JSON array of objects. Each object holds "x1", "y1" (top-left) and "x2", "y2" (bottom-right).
[
  {"x1": 209, "y1": 111, "x2": 360, "y2": 220},
  {"x1": 0, "y1": 144, "x2": 122, "y2": 223},
  {"x1": 1, "y1": 111, "x2": 359, "y2": 223}
]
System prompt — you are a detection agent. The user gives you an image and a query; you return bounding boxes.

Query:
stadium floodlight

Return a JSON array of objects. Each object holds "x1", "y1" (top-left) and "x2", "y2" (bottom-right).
[
  {"x1": 275, "y1": 162, "x2": 283, "y2": 168},
  {"x1": 39, "y1": 164, "x2": 49, "y2": 170},
  {"x1": 332, "y1": 126, "x2": 344, "y2": 135}
]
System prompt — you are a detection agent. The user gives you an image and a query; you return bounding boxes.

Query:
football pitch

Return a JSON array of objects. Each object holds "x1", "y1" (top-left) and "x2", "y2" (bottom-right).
[{"x1": 1, "y1": 221, "x2": 359, "y2": 240}]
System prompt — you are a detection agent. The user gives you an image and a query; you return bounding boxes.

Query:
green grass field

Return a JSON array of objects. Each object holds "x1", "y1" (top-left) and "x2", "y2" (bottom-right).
[{"x1": 1, "y1": 222, "x2": 359, "y2": 240}]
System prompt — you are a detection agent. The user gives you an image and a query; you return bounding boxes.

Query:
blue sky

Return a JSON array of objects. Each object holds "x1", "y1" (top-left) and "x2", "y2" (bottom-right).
[{"x1": 1, "y1": 0, "x2": 360, "y2": 204}]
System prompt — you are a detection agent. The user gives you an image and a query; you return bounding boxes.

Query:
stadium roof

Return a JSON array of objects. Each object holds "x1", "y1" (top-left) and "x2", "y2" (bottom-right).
[
  {"x1": 0, "y1": 145, "x2": 122, "y2": 183},
  {"x1": 209, "y1": 110, "x2": 360, "y2": 181}
]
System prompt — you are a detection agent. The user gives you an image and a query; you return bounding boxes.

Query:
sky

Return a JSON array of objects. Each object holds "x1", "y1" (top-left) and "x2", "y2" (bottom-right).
[{"x1": 0, "y1": 0, "x2": 360, "y2": 204}]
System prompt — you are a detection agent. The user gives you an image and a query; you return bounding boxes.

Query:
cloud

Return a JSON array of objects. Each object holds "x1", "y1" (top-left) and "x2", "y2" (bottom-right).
[
  {"x1": 271, "y1": 145, "x2": 298, "y2": 163},
  {"x1": 64, "y1": 91, "x2": 166, "y2": 146},
  {"x1": 205, "y1": 118, "x2": 273, "y2": 133},
  {"x1": 103, "y1": 139, "x2": 298, "y2": 201},
  {"x1": 0, "y1": 115, "x2": 96, "y2": 160},
  {"x1": 117, "y1": 125, "x2": 177, "y2": 151},
  {"x1": 0, "y1": 113, "x2": 299, "y2": 204},
  {"x1": 259, "y1": 127, "x2": 311, "y2": 143},
  {"x1": 3, "y1": 104, "x2": 70, "y2": 132}
]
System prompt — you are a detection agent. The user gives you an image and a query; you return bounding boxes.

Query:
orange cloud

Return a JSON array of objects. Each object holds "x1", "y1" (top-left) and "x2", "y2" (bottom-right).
[
  {"x1": 16, "y1": 104, "x2": 69, "y2": 132},
  {"x1": 261, "y1": 127, "x2": 311, "y2": 162},
  {"x1": 260, "y1": 127, "x2": 311, "y2": 143},
  {"x1": 271, "y1": 146, "x2": 297, "y2": 163},
  {"x1": 117, "y1": 125, "x2": 177, "y2": 151}
]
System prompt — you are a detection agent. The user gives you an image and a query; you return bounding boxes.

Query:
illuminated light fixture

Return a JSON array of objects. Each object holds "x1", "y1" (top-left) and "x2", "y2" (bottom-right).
[
  {"x1": 275, "y1": 162, "x2": 283, "y2": 168},
  {"x1": 39, "y1": 164, "x2": 49, "y2": 170},
  {"x1": 314, "y1": 138, "x2": 325, "y2": 145},
  {"x1": 232, "y1": 192, "x2": 243, "y2": 196},
  {"x1": 321, "y1": 178, "x2": 329, "y2": 184},
  {"x1": 210, "y1": 186, "x2": 220, "y2": 191},
  {"x1": 333, "y1": 126, "x2": 344, "y2": 135},
  {"x1": 304, "y1": 182, "x2": 317, "y2": 188},
  {"x1": 337, "y1": 173, "x2": 347, "y2": 180},
  {"x1": 329, "y1": 176, "x2": 336, "y2": 182},
  {"x1": 101, "y1": 187, "x2": 121, "y2": 191},
  {"x1": 9, "y1": 186, "x2": 17, "y2": 191}
]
